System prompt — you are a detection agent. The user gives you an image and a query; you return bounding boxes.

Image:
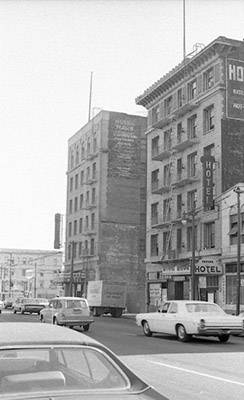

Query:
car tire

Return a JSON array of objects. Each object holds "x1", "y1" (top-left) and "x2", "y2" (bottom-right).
[
  {"x1": 218, "y1": 334, "x2": 230, "y2": 343},
  {"x1": 21, "y1": 309, "x2": 25, "y2": 315},
  {"x1": 142, "y1": 321, "x2": 152, "y2": 337},
  {"x1": 176, "y1": 324, "x2": 190, "y2": 342},
  {"x1": 40, "y1": 315, "x2": 44, "y2": 323},
  {"x1": 13, "y1": 309, "x2": 16, "y2": 314},
  {"x1": 83, "y1": 324, "x2": 90, "y2": 332},
  {"x1": 53, "y1": 318, "x2": 59, "y2": 325}
]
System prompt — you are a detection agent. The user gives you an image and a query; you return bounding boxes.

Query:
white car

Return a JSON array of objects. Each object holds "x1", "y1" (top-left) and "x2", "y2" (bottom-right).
[
  {"x1": 0, "y1": 300, "x2": 3, "y2": 313},
  {"x1": 136, "y1": 300, "x2": 244, "y2": 343}
]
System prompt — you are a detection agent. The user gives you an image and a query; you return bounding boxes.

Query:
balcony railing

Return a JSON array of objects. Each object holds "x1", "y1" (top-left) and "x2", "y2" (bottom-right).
[
  {"x1": 152, "y1": 146, "x2": 172, "y2": 161},
  {"x1": 172, "y1": 136, "x2": 199, "y2": 152},
  {"x1": 151, "y1": 180, "x2": 171, "y2": 194}
]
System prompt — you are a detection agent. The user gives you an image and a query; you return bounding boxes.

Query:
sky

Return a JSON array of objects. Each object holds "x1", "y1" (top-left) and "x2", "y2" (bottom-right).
[{"x1": 0, "y1": 0, "x2": 244, "y2": 251}]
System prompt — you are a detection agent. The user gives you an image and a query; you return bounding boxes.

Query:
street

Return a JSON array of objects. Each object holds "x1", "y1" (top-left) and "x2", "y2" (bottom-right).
[{"x1": 1, "y1": 310, "x2": 244, "y2": 399}]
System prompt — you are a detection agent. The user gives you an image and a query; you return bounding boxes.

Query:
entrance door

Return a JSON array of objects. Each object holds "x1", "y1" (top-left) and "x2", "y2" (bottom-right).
[{"x1": 175, "y1": 281, "x2": 184, "y2": 300}]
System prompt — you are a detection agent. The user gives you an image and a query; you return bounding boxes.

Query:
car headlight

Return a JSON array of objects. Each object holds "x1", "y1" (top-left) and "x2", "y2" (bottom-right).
[{"x1": 199, "y1": 318, "x2": 205, "y2": 329}]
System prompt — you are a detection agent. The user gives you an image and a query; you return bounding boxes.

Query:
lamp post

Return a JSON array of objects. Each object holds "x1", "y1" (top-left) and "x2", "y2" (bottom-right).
[
  {"x1": 233, "y1": 186, "x2": 244, "y2": 315},
  {"x1": 182, "y1": 207, "x2": 197, "y2": 300},
  {"x1": 69, "y1": 241, "x2": 75, "y2": 297}
]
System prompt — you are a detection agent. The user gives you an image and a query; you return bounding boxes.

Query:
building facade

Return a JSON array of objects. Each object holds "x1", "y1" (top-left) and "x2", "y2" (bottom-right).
[
  {"x1": 0, "y1": 248, "x2": 64, "y2": 300},
  {"x1": 136, "y1": 36, "x2": 244, "y2": 311},
  {"x1": 64, "y1": 110, "x2": 147, "y2": 313}
]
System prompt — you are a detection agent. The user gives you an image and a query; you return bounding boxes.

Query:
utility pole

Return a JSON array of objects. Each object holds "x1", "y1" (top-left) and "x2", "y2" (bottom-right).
[
  {"x1": 191, "y1": 208, "x2": 196, "y2": 300},
  {"x1": 69, "y1": 241, "x2": 74, "y2": 296},
  {"x1": 234, "y1": 186, "x2": 244, "y2": 315},
  {"x1": 34, "y1": 263, "x2": 37, "y2": 298}
]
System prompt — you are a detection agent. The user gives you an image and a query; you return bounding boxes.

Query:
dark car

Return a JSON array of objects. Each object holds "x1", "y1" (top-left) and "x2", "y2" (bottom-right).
[
  {"x1": 18, "y1": 298, "x2": 48, "y2": 315},
  {"x1": 3, "y1": 299, "x2": 13, "y2": 309},
  {"x1": 0, "y1": 323, "x2": 168, "y2": 399}
]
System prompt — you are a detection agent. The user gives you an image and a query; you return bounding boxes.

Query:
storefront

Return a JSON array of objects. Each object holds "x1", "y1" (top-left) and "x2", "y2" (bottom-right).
[
  {"x1": 225, "y1": 262, "x2": 244, "y2": 313},
  {"x1": 195, "y1": 258, "x2": 223, "y2": 303}
]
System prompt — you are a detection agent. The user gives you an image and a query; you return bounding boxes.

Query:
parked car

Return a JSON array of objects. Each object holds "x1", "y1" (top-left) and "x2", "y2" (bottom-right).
[
  {"x1": 0, "y1": 322, "x2": 168, "y2": 399},
  {"x1": 12, "y1": 298, "x2": 24, "y2": 314},
  {"x1": 0, "y1": 300, "x2": 3, "y2": 313},
  {"x1": 136, "y1": 300, "x2": 244, "y2": 343},
  {"x1": 13, "y1": 298, "x2": 48, "y2": 315},
  {"x1": 3, "y1": 298, "x2": 14, "y2": 309},
  {"x1": 40, "y1": 296, "x2": 94, "y2": 331}
]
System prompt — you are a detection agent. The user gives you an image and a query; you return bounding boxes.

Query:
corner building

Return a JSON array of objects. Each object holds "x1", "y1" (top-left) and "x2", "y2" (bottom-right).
[
  {"x1": 64, "y1": 111, "x2": 147, "y2": 313},
  {"x1": 136, "y1": 36, "x2": 244, "y2": 311}
]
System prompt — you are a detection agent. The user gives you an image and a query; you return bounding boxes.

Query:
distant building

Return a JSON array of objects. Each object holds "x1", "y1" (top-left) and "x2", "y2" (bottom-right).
[
  {"x1": 64, "y1": 110, "x2": 147, "y2": 313},
  {"x1": 0, "y1": 248, "x2": 64, "y2": 300},
  {"x1": 136, "y1": 36, "x2": 244, "y2": 310}
]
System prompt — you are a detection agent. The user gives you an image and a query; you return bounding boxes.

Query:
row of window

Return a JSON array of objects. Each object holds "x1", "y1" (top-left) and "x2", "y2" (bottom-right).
[
  {"x1": 68, "y1": 213, "x2": 96, "y2": 236},
  {"x1": 69, "y1": 136, "x2": 98, "y2": 169},
  {"x1": 150, "y1": 221, "x2": 215, "y2": 257},
  {"x1": 69, "y1": 188, "x2": 96, "y2": 214},
  {"x1": 69, "y1": 163, "x2": 97, "y2": 192},
  {"x1": 67, "y1": 239, "x2": 95, "y2": 259},
  {"x1": 150, "y1": 64, "x2": 219, "y2": 124}
]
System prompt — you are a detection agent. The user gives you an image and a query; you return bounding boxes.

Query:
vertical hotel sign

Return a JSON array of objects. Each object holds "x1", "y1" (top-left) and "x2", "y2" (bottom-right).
[
  {"x1": 200, "y1": 155, "x2": 215, "y2": 211},
  {"x1": 227, "y1": 59, "x2": 244, "y2": 120}
]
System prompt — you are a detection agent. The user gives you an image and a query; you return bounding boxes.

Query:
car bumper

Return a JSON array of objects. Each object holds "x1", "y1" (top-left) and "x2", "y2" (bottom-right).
[
  {"x1": 59, "y1": 318, "x2": 94, "y2": 326},
  {"x1": 197, "y1": 327, "x2": 244, "y2": 336}
]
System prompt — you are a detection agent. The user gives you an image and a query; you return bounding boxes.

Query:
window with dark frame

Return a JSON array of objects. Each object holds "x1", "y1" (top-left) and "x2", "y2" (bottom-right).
[
  {"x1": 90, "y1": 238, "x2": 95, "y2": 255},
  {"x1": 187, "y1": 189, "x2": 197, "y2": 211},
  {"x1": 229, "y1": 212, "x2": 244, "y2": 245},
  {"x1": 70, "y1": 177, "x2": 73, "y2": 192},
  {"x1": 74, "y1": 197, "x2": 78, "y2": 212},
  {"x1": 177, "y1": 122, "x2": 183, "y2": 144},
  {"x1": 177, "y1": 88, "x2": 183, "y2": 108},
  {"x1": 150, "y1": 234, "x2": 159, "y2": 257},
  {"x1": 79, "y1": 218, "x2": 83, "y2": 234},
  {"x1": 176, "y1": 228, "x2": 182, "y2": 251},
  {"x1": 152, "y1": 136, "x2": 159, "y2": 158},
  {"x1": 187, "y1": 115, "x2": 197, "y2": 139},
  {"x1": 80, "y1": 193, "x2": 84, "y2": 209},
  {"x1": 164, "y1": 96, "x2": 172, "y2": 116},
  {"x1": 204, "y1": 221, "x2": 215, "y2": 248},
  {"x1": 151, "y1": 203, "x2": 159, "y2": 225},
  {"x1": 151, "y1": 169, "x2": 159, "y2": 191},
  {"x1": 177, "y1": 158, "x2": 182, "y2": 181},
  {"x1": 177, "y1": 194, "x2": 182, "y2": 218},
  {"x1": 188, "y1": 79, "x2": 197, "y2": 100},
  {"x1": 187, "y1": 152, "x2": 197, "y2": 177},
  {"x1": 69, "y1": 199, "x2": 73, "y2": 214},
  {"x1": 73, "y1": 220, "x2": 77, "y2": 236},
  {"x1": 164, "y1": 129, "x2": 172, "y2": 150},
  {"x1": 204, "y1": 105, "x2": 215, "y2": 132},
  {"x1": 203, "y1": 68, "x2": 214, "y2": 90}
]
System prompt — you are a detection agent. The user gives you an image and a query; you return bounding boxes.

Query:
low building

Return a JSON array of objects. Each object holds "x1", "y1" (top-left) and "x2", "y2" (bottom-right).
[{"x1": 0, "y1": 248, "x2": 64, "y2": 300}]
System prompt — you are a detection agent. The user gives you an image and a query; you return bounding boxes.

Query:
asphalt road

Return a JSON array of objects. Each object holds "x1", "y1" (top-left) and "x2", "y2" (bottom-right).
[{"x1": 1, "y1": 310, "x2": 244, "y2": 400}]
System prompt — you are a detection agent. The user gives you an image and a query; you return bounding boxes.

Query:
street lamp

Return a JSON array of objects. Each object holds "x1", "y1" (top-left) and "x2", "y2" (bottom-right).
[
  {"x1": 69, "y1": 241, "x2": 75, "y2": 297},
  {"x1": 233, "y1": 186, "x2": 244, "y2": 315},
  {"x1": 182, "y1": 207, "x2": 198, "y2": 300}
]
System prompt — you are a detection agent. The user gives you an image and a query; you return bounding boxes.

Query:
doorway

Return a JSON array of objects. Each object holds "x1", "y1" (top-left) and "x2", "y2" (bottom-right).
[{"x1": 175, "y1": 281, "x2": 184, "y2": 300}]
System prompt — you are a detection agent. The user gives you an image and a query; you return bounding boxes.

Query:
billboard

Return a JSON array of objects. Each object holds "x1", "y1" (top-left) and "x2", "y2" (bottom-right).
[{"x1": 227, "y1": 58, "x2": 244, "y2": 120}]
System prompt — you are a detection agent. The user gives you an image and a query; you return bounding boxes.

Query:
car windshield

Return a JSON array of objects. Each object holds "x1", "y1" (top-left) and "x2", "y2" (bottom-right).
[
  {"x1": 65, "y1": 299, "x2": 87, "y2": 309},
  {"x1": 186, "y1": 303, "x2": 225, "y2": 314},
  {"x1": 0, "y1": 346, "x2": 129, "y2": 395}
]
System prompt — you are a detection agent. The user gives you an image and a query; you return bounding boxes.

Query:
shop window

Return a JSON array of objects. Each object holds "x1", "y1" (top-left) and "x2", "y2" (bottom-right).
[
  {"x1": 226, "y1": 275, "x2": 244, "y2": 305},
  {"x1": 151, "y1": 234, "x2": 159, "y2": 257},
  {"x1": 151, "y1": 203, "x2": 158, "y2": 225},
  {"x1": 203, "y1": 222, "x2": 215, "y2": 248}
]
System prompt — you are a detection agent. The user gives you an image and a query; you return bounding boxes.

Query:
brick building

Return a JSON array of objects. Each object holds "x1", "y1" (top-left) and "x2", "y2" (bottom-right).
[
  {"x1": 136, "y1": 36, "x2": 244, "y2": 311},
  {"x1": 64, "y1": 111, "x2": 147, "y2": 313}
]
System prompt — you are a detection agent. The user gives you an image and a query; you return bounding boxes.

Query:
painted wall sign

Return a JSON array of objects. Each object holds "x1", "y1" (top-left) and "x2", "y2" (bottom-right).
[
  {"x1": 200, "y1": 155, "x2": 215, "y2": 211},
  {"x1": 195, "y1": 259, "x2": 223, "y2": 275},
  {"x1": 227, "y1": 58, "x2": 244, "y2": 120}
]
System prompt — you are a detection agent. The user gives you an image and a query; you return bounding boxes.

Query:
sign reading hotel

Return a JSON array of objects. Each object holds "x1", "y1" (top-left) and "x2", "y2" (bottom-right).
[
  {"x1": 227, "y1": 59, "x2": 244, "y2": 120},
  {"x1": 200, "y1": 155, "x2": 215, "y2": 211},
  {"x1": 195, "y1": 258, "x2": 223, "y2": 275}
]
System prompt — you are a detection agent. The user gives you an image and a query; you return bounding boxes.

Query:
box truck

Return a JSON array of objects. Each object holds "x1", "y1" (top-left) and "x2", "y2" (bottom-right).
[{"x1": 86, "y1": 280, "x2": 127, "y2": 317}]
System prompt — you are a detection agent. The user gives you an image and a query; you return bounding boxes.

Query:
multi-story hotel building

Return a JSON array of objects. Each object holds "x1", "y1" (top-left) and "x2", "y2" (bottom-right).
[
  {"x1": 136, "y1": 36, "x2": 244, "y2": 311},
  {"x1": 0, "y1": 248, "x2": 63, "y2": 300},
  {"x1": 64, "y1": 110, "x2": 147, "y2": 313}
]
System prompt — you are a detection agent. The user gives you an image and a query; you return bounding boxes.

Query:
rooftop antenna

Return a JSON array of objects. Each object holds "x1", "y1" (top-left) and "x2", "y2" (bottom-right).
[
  {"x1": 88, "y1": 71, "x2": 93, "y2": 122},
  {"x1": 183, "y1": 0, "x2": 186, "y2": 60}
]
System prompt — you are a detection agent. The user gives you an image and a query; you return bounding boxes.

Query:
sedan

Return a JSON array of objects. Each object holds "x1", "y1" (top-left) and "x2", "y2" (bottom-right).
[
  {"x1": 0, "y1": 322, "x2": 168, "y2": 399},
  {"x1": 136, "y1": 300, "x2": 244, "y2": 343}
]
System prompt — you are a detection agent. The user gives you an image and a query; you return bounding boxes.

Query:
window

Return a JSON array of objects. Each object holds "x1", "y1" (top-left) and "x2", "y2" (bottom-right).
[
  {"x1": 150, "y1": 234, "x2": 159, "y2": 256},
  {"x1": 187, "y1": 152, "x2": 197, "y2": 177},
  {"x1": 79, "y1": 241, "x2": 82, "y2": 257},
  {"x1": 204, "y1": 222, "x2": 215, "y2": 248},
  {"x1": 87, "y1": 140, "x2": 91, "y2": 154},
  {"x1": 188, "y1": 79, "x2": 197, "y2": 100},
  {"x1": 70, "y1": 177, "x2": 73, "y2": 192},
  {"x1": 74, "y1": 197, "x2": 78, "y2": 212},
  {"x1": 176, "y1": 228, "x2": 182, "y2": 250},
  {"x1": 187, "y1": 115, "x2": 197, "y2": 138},
  {"x1": 79, "y1": 218, "x2": 83, "y2": 234},
  {"x1": 187, "y1": 190, "x2": 197, "y2": 211},
  {"x1": 164, "y1": 96, "x2": 172, "y2": 116},
  {"x1": 92, "y1": 188, "x2": 96, "y2": 204},
  {"x1": 177, "y1": 123, "x2": 183, "y2": 144},
  {"x1": 163, "y1": 231, "x2": 171, "y2": 253},
  {"x1": 177, "y1": 194, "x2": 182, "y2": 218},
  {"x1": 177, "y1": 158, "x2": 183, "y2": 181},
  {"x1": 164, "y1": 129, "x2": 171, "y2": 150},
  {"x1": 151, "y1": 203, "x2": 158, "y2": 225},
  {"x1": 85, "y1": 215, "x2": 89, "y2": 229},
  {"x1": 151, "y1": 169, "x2": 159, "y2": 191},
  {"x1": 90, "y1": 238, "x2": 95, "y2": 255},
  {"x1": 86, "y1": 191, "x2": 90, "y2": 205},
  {"x1": 151, "y1": 136, "x2": 159, "y2": 158},
  {"x1": 91, "y1": 213, "x2": 95, "y2": 229},
  {"x1": 75, "y1": 149, "x2": 79, "y2": 165},
  {"x1": 93, "y1": 137, "x2": 97, "y2": 152},
  {"x1": 70, "y1": 151, "x2": 74, "y2": 169},
  {"x1": 177, "y1": 88, "x2": 183, "y2": 108},
  {"x1": 80, "y1": 170, "x2": 84, "y2": 185},
  {"x1": 80, "y1": 193, "x2": 84, "y2": 209},
  {"x1": 69, "y1": 199, "x2": 73, "y2": 214},
  {"x1": 152, "y1": 105, "x2": 160, "y2": 125},
  {"x1": 204, "y1": 105, "x2": 215, "y2": 132},
  {"x1": 163, "y1": 163, "x2": 171, "y2": 186},
  {"x1": 163, "y1": 198, "x2": 171, "y2": 221},
  {"x1": 75, "y1": 174, "x2": 78, "y2": 189},
  {"x1": 68, "y1": 222, "x2": 72, "y2": 237},
  {"x1": 86, "y1": 167, "x2": 90, "y2": 181},
  {"x1": 92, "y1": 163, "x2": 96, "y2": 179},
  {"x1": 229, "y1": 213, "x2": 244, "y2": 245},
  {"x1": 81, "y1": 144, "x2": 85, "y2": 159},
  {"x1": 226, "y1": 275, "x2": 244, "y2": 305},
  {"x1": 73, "y1": 220, "x2": 77, "y2": 235},
  {"x1": 203, "y1": 68, "x2": 214, "y2": 90},
  {"x1": 187, "y1": 225, "x2": 197, "y2": 251},
  {"x1": 73, "y1": 242, "x2": 77, "y2": 258},
  {"x1": 84, "y1": 240, "x2": 89, "y2": 255}
]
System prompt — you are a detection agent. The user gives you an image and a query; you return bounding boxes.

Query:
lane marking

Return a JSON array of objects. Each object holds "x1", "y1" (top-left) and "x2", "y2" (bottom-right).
[{"x1": 149, "y1": 360, "x2": 244, "y2": 386}]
